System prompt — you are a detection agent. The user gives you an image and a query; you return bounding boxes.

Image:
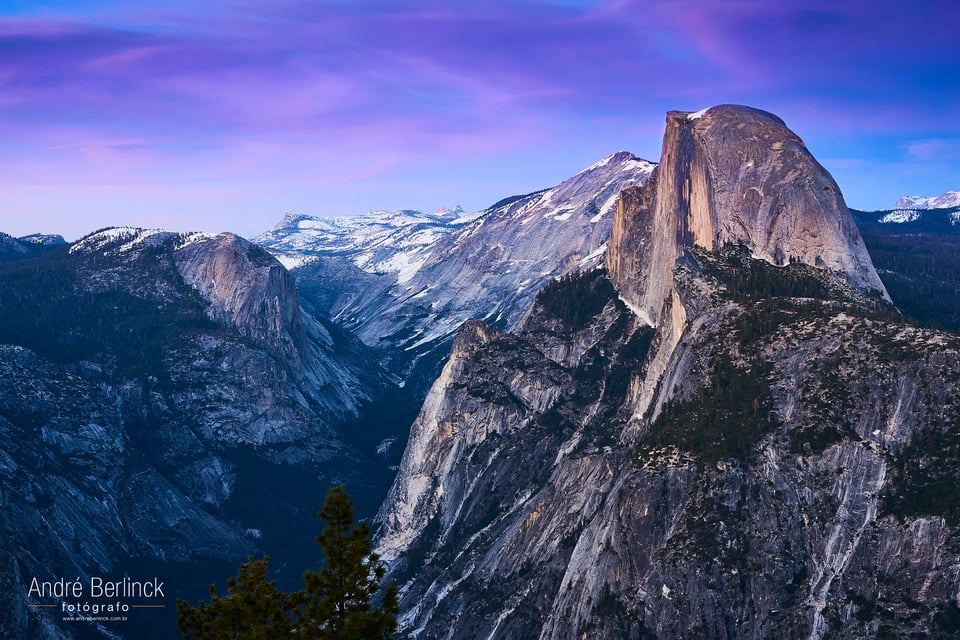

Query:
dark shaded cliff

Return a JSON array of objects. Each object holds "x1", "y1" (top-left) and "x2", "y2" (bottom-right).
[{"x1": 0, "y1": 229, "x2": 395, "y2": 638}]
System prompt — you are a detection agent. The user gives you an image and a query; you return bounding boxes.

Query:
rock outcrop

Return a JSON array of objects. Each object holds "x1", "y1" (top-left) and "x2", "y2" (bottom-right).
[
  {"x1": 608, "y1": 105, "x2": 887, "y2": 326},
  {"x1": 174, "y1": 233, "x2": 306, "y2": 358},
  {"x1": 375, "y1": 107, "x2": 960, "y2": 639}
]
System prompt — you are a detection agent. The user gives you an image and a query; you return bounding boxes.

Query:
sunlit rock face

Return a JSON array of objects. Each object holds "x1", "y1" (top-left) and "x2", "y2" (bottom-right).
[{"x1": 608, "y1": 104, "x2": 887, "y2": 326}]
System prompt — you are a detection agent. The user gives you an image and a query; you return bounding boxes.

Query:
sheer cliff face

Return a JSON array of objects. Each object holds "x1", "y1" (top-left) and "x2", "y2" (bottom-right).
[
  {"x1": 608, "y1": 105, "x2": 887, "y2": 326},
  {"x1": 174, "y1": 233, "x2": 306, "y2": 360},
  {"x1": 376, "y1": 108, "x2": 960, "y2": 640}
]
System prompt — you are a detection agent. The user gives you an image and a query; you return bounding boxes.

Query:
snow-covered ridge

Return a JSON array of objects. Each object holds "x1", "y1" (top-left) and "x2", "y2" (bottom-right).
[
  {"x1": 258, "y1": 151, "x2": 655, "y2": 377},
  {"x1": 892, "y1": 190, "x2": 960, "y2": 210},
  {"x1": 574, "y1": 151, "x2": 656, "y2": 179},
  {"x1": 69, "y1": 227, "x2": 170, "y2": 255},
  {"x1": 257, "y1": 154, "x2": 654, "y2": 291},
  {"x1": 543, "y1": 152, "x2": 655, "y2": 223},
  {"x1": 69, "y1": 227, "x2": 229, "y2": 256},
  {"x1": 864, "y1": 207, "x2": 960, "y2": 227},
  {"x1": 255, "y1": 208, "x2": 478, "y2": 284},
  {"x1": 19, "y1": 233, "x2": 66, "y2": 246}
]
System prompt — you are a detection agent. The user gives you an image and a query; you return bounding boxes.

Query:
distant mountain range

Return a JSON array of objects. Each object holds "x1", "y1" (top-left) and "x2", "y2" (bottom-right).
[
  {"x1": 852, "y1": 205, "x2": 960, "y2": 235},
  {"x1": 255, "y1": 207, "x2": 475, "y2": 279},
  {"x1": 893, "y1": 190, "x2": 960, "y2": 210},
  {"x1": 0, "y1": 232, "x2": 66, "y2": 262}
]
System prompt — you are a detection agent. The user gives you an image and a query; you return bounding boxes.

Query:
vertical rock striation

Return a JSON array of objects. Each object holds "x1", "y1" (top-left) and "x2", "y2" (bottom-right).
[{"x1": 607, "y1": 105, "x2": 887, "y2": 327}]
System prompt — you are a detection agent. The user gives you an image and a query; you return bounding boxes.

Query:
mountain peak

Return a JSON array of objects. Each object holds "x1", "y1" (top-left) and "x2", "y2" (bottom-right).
[
  {"x1": 574, "y1": 150, "x2": 655, "y2": 178},
  {"x1": 271, "y1": 212, "x2": 313, "y2": 232},
  {"x1": 608, "y1": 104, "x2": 888, "y2": 325},
  {"x1": 676, "y1": 104, "x2": 788, "y2": 127},
  {"x1": 434, "y1": 205, "x2": 464, "y2": 218}
]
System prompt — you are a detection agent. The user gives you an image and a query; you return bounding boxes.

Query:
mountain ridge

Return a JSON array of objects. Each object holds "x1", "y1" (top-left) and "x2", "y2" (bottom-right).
[
  {"x1": 374, "y1": 105, "x2": 960, "y2": 639},
  {"x1": 0, "y1": 227, "x2": 398, "y2": 638},
  {"x1": 893, "y1": 190, "x2": 960, "y2": 210},
  {"x1": 258, "y1": 151, "x2": 656, "y2": 388}
]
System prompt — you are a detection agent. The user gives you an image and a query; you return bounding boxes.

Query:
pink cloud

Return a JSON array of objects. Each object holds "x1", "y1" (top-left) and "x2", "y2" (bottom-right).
[{"x1": 906, "y1": 139, "x2": 959, "y2": 161}]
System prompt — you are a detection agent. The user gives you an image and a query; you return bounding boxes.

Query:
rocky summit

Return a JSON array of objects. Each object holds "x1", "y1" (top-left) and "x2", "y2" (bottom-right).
[
  {"x1": 607, "y1": 105, "x2": 887, "y2": 327},
  {"x1": 375, "y1": 106, "x2": 960, "y2": 639}
]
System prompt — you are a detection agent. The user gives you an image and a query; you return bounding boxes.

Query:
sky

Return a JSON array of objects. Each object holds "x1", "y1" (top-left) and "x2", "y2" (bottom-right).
[{"x1": 0, "y1": 0, "x2": 958, "y2": 241}]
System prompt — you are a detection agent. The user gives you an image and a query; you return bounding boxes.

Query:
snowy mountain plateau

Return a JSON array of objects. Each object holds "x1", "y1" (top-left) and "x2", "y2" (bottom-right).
[{"x1": 256, "y1": 152, "x2": 656, "y2": 388}]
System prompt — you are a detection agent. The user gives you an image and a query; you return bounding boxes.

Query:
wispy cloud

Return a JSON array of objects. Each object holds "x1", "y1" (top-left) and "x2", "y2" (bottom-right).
[
  {"x1": 0, "y1": 0, "x2": 958, "y2": 237},
  {"x1": 906, "y1": 138, "x2": 960, "y2": 161}
]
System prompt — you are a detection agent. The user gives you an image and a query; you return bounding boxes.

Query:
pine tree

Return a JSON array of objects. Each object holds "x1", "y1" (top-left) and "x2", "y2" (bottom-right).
[
  {"x1": 298, "y1": 485, "x2": 399, "y2": 639},
  {"x1": 176, "y1": 486, "x2": 398, "y2": 639},
  {"x1": 176, "y1": 556, "x2": 296, "y2": 639}
]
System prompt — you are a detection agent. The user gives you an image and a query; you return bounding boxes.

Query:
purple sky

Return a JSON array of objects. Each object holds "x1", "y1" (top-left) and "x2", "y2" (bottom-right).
[{"x1": 1, "y1": 0, "x2": 958, "y2": 241}]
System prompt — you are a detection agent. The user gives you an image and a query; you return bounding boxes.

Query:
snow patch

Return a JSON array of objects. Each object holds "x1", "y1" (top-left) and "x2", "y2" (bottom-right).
[
  {"x1": 620, "y1": 157, "x2": 657, "y2": 174},
  {"x1": 275, "y1": 254, "x2": 317, "y2": 270},
  {"x1": 544, "y1": 207, "x2": 573, "y2": 221},
  {"x1": 174, "y1": 232, "x2": 226, "y2": 249},
  {"x1": 878, "y1": 209, "x2": 921, "y2": 224},
  {"x1": 593, "y1": 192, "x2": 620, "y2": 222},
  {"x1": 577, "y1": 242, "x2": 608, "y2": 270},
  {"x1": 687, "y1": 107, "x2": 711, "y2": 120}
]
